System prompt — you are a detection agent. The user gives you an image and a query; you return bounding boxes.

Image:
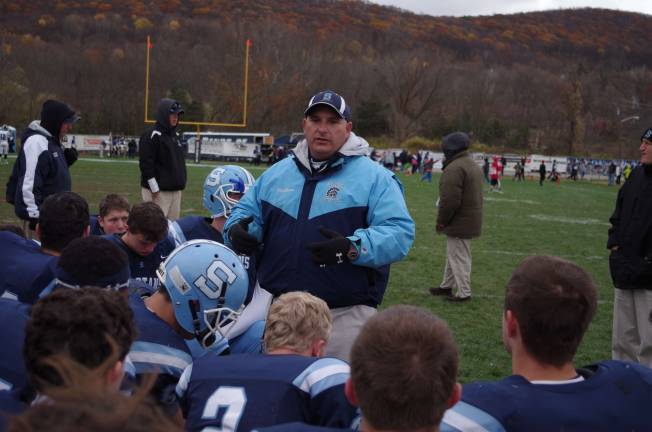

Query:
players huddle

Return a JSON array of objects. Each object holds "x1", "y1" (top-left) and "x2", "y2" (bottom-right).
[{"x1": 1, "y1": 94, "x2": 652, "y2": 432}]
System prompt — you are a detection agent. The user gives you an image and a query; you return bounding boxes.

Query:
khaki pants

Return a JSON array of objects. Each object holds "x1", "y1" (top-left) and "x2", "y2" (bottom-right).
[
  {"x1": 141, "y1": 188, "x2": 182, "y2": 220},
  {"x1": 441, "y1": 236, "x2": 472, "y2": 298},
  {"x1": 325, "y1": 305, "x2": 376, "y2": 362},
  {"x1": 612, "y1": 288, "x2": 652, "y2": 367}
]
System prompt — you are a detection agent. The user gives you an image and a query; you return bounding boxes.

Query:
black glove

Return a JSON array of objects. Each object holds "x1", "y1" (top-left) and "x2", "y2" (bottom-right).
[
  {"x1": 306, "y1": 227, "x2": 352, "y2": 266},
  {"x1": 28, "y1": 218, "x2": 38, "y2": 231},
  {"x1": 63, "y1": 147, "x2": 78, "y2": 166},
  {"x1": 229, "y1": 216, "x2": 260, "y2": 255}
]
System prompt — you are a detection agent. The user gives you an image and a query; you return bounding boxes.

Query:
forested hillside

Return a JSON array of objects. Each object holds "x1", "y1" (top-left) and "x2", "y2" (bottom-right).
[{"x1": 1, "y1": 0, "x2": 651, "y2": 156}]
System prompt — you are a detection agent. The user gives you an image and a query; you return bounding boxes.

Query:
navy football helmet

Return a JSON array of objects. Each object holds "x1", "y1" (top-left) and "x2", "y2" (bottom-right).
[
  {"x1": 203, "y1": 165, "x2": 255, "y2": 218},
  {"x1": 156, "y1": 239, "x2": 248, "y2": 348}
]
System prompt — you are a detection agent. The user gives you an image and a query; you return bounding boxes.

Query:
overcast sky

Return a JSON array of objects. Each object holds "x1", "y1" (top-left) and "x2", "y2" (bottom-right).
[{"x1": 370, "y1": 0, "x2": 652, "y2": 17}]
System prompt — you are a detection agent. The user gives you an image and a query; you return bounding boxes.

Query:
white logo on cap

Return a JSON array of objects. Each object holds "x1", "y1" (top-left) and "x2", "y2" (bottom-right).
[{"x1": 323, "y1": 93, "x2": 333, "y2": 101}]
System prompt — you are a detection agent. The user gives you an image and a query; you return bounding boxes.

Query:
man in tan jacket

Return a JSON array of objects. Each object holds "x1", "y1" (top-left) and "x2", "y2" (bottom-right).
[{"x1": 430, "y1": 132, "x2": 483, "y2": 302}]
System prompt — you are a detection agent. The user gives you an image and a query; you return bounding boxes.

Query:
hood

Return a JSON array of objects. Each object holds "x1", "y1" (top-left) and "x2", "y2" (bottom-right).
[
  {"x1": 292, "y1": 131, "x2": 369, "y2": 170},
  {"x1": 156, "y1": 98, "x2": 183, "y2": 131},
  {"x1": 442, "y1": 132, "x2": 470, "y2": 161},
  {"x1": 21, "y1": 120, "x2": 53, "y2": 142},
  {"x1": 40, "y1": 100, "x2": 78, "y2": 138}
]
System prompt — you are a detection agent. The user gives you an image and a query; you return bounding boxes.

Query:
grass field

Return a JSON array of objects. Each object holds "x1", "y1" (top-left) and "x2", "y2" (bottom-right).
[{"x1": 0, "y1": 156, "x2": 619, "y2": 383}]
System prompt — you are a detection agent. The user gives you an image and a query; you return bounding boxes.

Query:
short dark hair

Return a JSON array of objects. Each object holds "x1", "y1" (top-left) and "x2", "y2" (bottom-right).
[
  {"x1": 0, "y1": 224, "x2": 25, "y2": 238},
  {"x1": 98, "y1": 194, "x2": 130, "y2": 218},
  {"x1": 24, "y1": 288, "x2": 137, "y2": 392},
  {"x1": 57, "y1": 237, "x2": 129, "y2": 287},
  {"x1": 505, "y1": 256, "x2": 597, "y2": 367},
  {"x1": 350, "y1": 305, "x2": 458, "y2": 430},
  {"x1": 126, "y1": 202, "x2": 167, "y2": 243},
  {"x1": 39, "y1": 192, "x2": 89, "y2": 252}
]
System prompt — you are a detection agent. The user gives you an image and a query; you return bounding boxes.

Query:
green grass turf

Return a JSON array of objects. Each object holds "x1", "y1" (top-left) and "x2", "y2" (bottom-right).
[{"x1": 0, "y1": 157, "x2": 619, "y2": 383}]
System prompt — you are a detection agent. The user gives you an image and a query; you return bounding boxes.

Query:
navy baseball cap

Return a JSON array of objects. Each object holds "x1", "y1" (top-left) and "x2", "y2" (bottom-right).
[
  {"x1": 642, "y1": 127, "x2": 652, "y2": 142},
  {"x1": 304, "y1": 90, "x2": 351, "y2": 121}
]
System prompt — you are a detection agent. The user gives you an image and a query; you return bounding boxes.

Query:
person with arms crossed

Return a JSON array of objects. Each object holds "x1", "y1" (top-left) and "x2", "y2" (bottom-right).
[
  {"x1": 430, "y1": 132, "x2": 483, "y2": 302},
  {"x1": 225, "y1": 90, "x2": 415, "y2": 361},
  {"x1": 176, "y1": 291, "x2": 357, "y2": 431},
  {"x1": 441, "y1": 256, "x2": 652, "y2": 431},
  {"x1": 608, "y1": 126, "x2": 652, "y2": 367},
  {"x1": 139, "y1": 98, "x2": 187, "y2": 220}
]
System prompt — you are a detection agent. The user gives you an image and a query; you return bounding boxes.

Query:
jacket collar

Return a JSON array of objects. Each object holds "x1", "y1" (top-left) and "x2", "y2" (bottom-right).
[
  {"x1": 291, "y1": 131, "x2": 369, "y2": 174},
  {"x1": 442, "y1": 150, "x2": 469, "y2": 169}
]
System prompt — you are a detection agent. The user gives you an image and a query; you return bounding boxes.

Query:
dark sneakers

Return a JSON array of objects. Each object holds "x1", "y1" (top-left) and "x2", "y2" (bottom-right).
[
  {"x1": 429, "y1": 287, "x2": 452, "y2": 296},
  {"x1": 445, "y1": 295, "x2": 471, "y2": 302}
]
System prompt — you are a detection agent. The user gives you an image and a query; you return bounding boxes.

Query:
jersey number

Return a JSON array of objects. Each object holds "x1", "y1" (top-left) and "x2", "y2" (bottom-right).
[
  {"x1": 201, "y1": 386, "x2": 247, "y2": 432},
  {"x1": 194, "y1": 260, "x2": 238, "y2": 300}
]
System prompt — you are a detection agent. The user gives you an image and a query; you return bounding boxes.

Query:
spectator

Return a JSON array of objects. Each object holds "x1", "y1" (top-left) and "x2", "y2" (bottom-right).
[
  {"x1": 430, "y1": 132, "x2": 483, "y2": 302},
  {"x1": 176, "y1": 291, "x2": 357, "y2": 431},
  {"x1": 225, "y1": 90, "x2": 415, "y2": 361},
  {"x1": 539, "y1": 160, "x2": 546, "y2": 186},
  {"x1": 139, "y1": 98, "x2": 187, "y2": 220},
  {"x1": 6, "y1": 100, "x2": 80, "y2": 236},
  {"x1": 441, "y1": 256, "x2": 652, "y2": 431},
  {"x1": 608, "y1": 127, "x2": 652, "y2": 367},
  {"x1": 420, "y1": 157, "x2": 434, "y2": 183}
]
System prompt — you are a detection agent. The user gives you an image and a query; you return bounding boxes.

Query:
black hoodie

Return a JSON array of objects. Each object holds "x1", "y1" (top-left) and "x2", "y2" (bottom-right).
[{"x1": 138, "y1": 99, "x2": 187, "y2": 192}]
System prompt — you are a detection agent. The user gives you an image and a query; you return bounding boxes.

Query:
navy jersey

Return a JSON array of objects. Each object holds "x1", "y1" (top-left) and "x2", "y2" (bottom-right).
[
  {"x1": 441, "y1": 360, "x2": 652, "y2": 432},
  {"x1": 169, "y1": 216, "x2": 256, "y2": 304},
  {"x1": 0, "y1": 231, "x2": 57, "y2": 303},
  {"x1": 89, "y1": 214, "x2": 104, "y2": 235},
  {"x1": 105, "y1": 234, "x2": 174, "y2": 290},
  {"x1": 176, "y1": 354, "x2": 356, "y2": 432},
  {"x1": 128, "y1": 293, "x2": 193, "y2": 414},
  {"x1": 0, "y1": 389, "x2": 26, "y2": 431},
  {"x1": 128, "y1": 293, "x2": 192, "y2": 378},
  {"x1": 0, "y1": 299, "x2": 30, "y2": 392}
]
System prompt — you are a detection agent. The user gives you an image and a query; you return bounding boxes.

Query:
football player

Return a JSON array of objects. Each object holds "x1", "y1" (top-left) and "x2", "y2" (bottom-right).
[
  {"x1": 6, "y1": 288, "x2": 136, "y2": 416},
  {"x1": 441, "y1": 256, "x2": 652, "y2": 431},
  {"x1": 169, "y1": 165, "x2": 269, "y2": 354},
  {"x1": 105, "y1": 202, "x2": 174, "y2": 291},
  {"x1": 176, "y1": 291, "x2": 357, "y2": 431},
  {"x1": 129, "y1": 239, "x2": 248, "y2": 416},
  {"x1": 90, "y1": 193, "x2": 130, "y2": 236},
  {"x1": 0, "y1": 125, "x2": 9, "y2": 165},
  {"x1": 0, "y1": 192, "x2": 90, "y2": 303}
]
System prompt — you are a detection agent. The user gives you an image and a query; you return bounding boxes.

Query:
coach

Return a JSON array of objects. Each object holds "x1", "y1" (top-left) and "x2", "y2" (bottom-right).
[
  {"x1": 224, "y1": 90, "x2": 415, "y2": 361},
  {"x1": 139, "y1": 98, "x2": 186, "y2": 220},
  {"x1": 608, "y1": 127, "x2": 652, "y2": 367},
  {"x1": 6, "y1": 100, "x2": 80, "y2": 235}
]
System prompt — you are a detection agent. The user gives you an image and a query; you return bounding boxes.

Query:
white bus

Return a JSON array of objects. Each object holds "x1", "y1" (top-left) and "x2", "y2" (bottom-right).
[{"x1": 183, "y1": 132, "x2": 271, "y2": 162}]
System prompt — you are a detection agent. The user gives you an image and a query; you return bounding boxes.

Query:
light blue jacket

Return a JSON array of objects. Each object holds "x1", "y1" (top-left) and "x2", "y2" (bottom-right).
[{"x1": 225, "y1": 133, "x2": 414, "y2": 308}]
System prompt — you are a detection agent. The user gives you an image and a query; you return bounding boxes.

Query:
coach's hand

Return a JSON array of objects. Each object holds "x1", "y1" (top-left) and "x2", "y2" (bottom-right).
[
  {"x1": 307, "y1": 228, "x2": 352, "y2": 266},
  {"x1": 229, "y1": 216, "x2": 260, "y2": 255},
  {"x1": 63, "y1": 147, "x2": 78, "y2": 166}
]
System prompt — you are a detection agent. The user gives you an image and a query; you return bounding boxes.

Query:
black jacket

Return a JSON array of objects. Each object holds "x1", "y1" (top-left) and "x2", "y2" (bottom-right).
[
  {"x1": 139, "y1": 99, "x2": 187, "y2": 192},
  {"x1": 607, "y1": 165, "x2": 652, "y2": 289}
]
